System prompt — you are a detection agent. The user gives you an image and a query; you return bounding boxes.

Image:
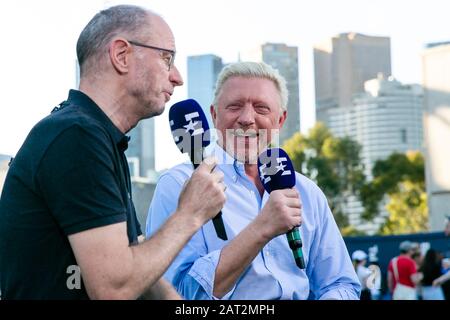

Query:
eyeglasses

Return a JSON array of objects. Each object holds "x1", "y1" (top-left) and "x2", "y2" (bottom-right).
[{"x1": 128, "y1": 40, "x2": 176, "y2": 71}]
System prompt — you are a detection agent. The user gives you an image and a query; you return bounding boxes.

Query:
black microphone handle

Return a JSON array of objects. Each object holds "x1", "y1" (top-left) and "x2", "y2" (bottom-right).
[{"x1": 191, "y1": 150, "x2": 228, "y2": 241}]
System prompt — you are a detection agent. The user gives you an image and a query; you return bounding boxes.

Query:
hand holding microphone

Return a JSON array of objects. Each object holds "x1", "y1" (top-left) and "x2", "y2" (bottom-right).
[
  {"x1": 168, "y1": 99, "x2": 228, "y2": 240},
  {"x1": 177, "y1": 156, "x2": 226, "y2": 227},
  {"x1": 257, "y1": 148, "x2": 306, "y2": 269},
  {"x1": 256, "y1": 188, "x2": 302, "y2": 241}
]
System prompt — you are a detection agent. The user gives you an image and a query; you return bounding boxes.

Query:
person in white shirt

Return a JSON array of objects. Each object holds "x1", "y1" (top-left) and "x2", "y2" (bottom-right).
[{"x1": 352, "y1": 250, "x2": 372, "y2": 300}]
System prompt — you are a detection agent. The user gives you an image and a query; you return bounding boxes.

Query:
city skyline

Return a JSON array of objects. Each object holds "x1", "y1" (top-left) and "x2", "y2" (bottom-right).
[
  {"x1": 327, "y1": 75, "x2": 425, "y2": 234},
  {"x1": 314, "y1": 32, "x2": 392, "y2": 125},
  {"x1": 1, "y1": 0, "x2": 449, "y2": 171}
]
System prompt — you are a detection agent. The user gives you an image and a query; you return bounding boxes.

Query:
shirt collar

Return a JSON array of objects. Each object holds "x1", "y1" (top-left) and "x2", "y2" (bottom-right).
[
  {"x1": 210, "y1": 143, "x2": 246, "y2": 182},
  {"x1": 66, "y1": 89, "x2": 129, "y2": 151}
]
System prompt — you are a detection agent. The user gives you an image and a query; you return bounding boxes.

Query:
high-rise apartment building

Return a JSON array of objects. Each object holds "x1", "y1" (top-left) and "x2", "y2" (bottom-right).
[
  {"x1": 422, "y1": 42, "x2": 450, "y2": 231},
  {"x1": 187, "y1": 54, "x2": 223, "y2": 127},
  {"x1": 328, "y1": 75, "x2": 424, "y2": 233},
  {"x1": 261, "y1": 43, "x2": 300, "y2": 145},
  {"x1": 314, "y1": 33, "x2": 391, "y2": 125}
]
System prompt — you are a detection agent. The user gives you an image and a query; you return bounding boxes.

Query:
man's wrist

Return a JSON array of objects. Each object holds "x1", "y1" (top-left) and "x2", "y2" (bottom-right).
[
  {"x1": 248, "y1": 219, "x2": 272, "y2": 245},
  {"x1": 173, "y1": 208, "x2": 205, "y2": 232}
]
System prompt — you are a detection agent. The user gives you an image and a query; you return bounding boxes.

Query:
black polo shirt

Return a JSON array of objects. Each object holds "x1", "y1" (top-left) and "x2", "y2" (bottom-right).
[{"x1": 0, "y1": 90, "x2": 141, "y2": 299}]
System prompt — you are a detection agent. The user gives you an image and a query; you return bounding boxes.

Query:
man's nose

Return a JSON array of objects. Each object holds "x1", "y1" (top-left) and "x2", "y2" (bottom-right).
[
  {"x1": 170, "y1": 65, "x2": 184, "y2": 87},
  {"x1": 237, "y1": 105, "x2": 256, "y2": 127}
]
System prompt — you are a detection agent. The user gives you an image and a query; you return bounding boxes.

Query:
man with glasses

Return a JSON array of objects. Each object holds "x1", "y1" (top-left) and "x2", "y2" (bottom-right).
[
  {"x1": 128, "y1": 40, "x2": 176, "y2": 72},
  {"x1": 0, "y1": 5, "x2": 226, "y2": 300}
]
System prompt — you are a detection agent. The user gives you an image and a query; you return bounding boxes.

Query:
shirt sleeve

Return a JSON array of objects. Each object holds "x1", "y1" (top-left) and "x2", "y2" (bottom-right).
[
  {"x1": 37, "y1": 125, "x2": 127, "y2": 235},
  {"x1": 146, "y1": 171, "x2": 232, "y2": 300},
  {"x1": 306, "y1": 185, "x2": 361, "y2": 300}
]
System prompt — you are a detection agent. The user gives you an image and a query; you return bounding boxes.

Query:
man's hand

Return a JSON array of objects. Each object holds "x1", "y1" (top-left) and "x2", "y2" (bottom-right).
[
  {"x1": 68, "y1": 157, "x2": 226, "y2": 300},
  {"x1": 212, "y1": 187, "x2": 302, "y2": 298},
  {"x1": 254, "y1": 188, "x2": 302, "y2": 241},
  {"x1": 177, "y1": 156, "x2": 226, "y2": 226}
]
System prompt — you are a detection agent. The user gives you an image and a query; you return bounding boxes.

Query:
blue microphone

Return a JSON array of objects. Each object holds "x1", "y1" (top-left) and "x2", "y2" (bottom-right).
[
  {"x1": 169, "y1": 99, "x2": 228, "y2": 241},
  {"x1": 257, "y1": 148, "x2": 305, "y2": 269}
]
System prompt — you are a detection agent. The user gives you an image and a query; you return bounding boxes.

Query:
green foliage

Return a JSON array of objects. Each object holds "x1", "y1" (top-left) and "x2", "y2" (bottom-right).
[
  {"x1": 379, "y1": 181, "x2": 428, "y2": 235},
  {"x1": 283, "y1": 122, "x2": 366, "y2": 232},
  {"x1": 359, "y1": 151, "x2": 428, "y2": 234},
  {"x1": 282, "y1": 123, "x2": 428, "y2": 236},
  {"x1": 360, "y1": 151, "x2": 426, "y2": 221}
]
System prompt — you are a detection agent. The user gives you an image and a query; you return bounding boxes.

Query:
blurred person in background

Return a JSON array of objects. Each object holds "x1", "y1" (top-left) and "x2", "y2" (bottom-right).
[
  {"x1": 387, "y1": 241, "x2": 422, "y2": 300},
  {"x1": 438, "y1": 216, "x2": 450, "y2": 299},
  {"x1": 352, "y1": 250, "x2": 372, "y2": 300},
  {"x1": 419, "y1": 249, "x2": 445, "y2": 300},
  {"x1": 410, "y1": 242, "x2": 423, "y2": 267}
]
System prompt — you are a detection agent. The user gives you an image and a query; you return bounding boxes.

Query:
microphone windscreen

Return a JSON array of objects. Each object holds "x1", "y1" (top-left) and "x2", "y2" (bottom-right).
[
  {"x1": 257, "y1": 148, "x2": 296, "y2": 193},
  {"x1": 168, "y1": 99, "x2": 211, "y2": 154}
]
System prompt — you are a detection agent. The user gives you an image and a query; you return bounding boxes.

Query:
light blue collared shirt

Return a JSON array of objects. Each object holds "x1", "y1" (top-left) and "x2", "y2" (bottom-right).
[{"x1": 146, "y1": 145, "x2": 360, "y2": 300}]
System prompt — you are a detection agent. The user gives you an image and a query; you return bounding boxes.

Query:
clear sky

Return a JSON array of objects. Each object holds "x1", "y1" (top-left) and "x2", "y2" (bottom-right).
[{"x1": 1, "y1": 0, "x2": 449, "y2": 171}]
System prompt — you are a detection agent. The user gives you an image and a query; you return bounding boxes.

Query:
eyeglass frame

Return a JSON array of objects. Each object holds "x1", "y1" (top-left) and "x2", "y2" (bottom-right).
[{"x1": 127, "y1": 40, "x2": 176, "y2": 71}]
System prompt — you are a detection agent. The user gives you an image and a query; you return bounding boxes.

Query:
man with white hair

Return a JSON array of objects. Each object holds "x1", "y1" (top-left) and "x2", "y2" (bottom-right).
[{"x1": 147, "y1": 61, "x2": 360, "y2": 300}]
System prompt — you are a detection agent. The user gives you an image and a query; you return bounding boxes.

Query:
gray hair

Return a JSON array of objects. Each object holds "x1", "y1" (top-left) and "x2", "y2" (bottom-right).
[
  {"x1": 76, "y1": 5, "x2": 154, "y2": 76},
  {"x1": 213, "y1": 61, "x2": 288, "y2": 111}
]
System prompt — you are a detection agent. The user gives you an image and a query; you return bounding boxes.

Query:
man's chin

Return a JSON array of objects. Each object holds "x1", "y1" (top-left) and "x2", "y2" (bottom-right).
[
  {"x1": 153, "y1": 106, "x2": 165, "y2": 116},
  {"x1": 144, "y1": 105, "x2": 165, "y2": 119},
  {"x1": 233, "y1": 149, "x2": 259, "y2": 165}
]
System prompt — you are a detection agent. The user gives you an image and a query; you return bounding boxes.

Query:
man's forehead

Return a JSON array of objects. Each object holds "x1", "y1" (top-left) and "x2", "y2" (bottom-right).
[
  {"x1": 146, "y1": 14, "x2": 175, "y2": 46},
  {"x1": 219, "y1": 76, "x2": 281, "y2": 101},
  {"x1": 223, "y1": 76, "x2": 274, "y2": 85}
]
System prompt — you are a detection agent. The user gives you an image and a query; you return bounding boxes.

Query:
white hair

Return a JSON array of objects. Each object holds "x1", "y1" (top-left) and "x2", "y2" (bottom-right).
[{"x1": 213, "y1": 61, "x2": 288, "y2": 111}]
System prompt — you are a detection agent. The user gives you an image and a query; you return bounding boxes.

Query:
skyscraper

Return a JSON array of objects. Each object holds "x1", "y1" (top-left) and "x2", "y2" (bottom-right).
[
  {"x1": 422, "y1": 42, "x2": 450, "y2": 231},
  {"x1": 314, "y1": 33, "x2": 391, "y2": 125},
  {"x1": 328, "y1": 75, "x2": 424, "y2": 234},
  {"x1": 241, "y1": 43, "x2": 300, "y2": 145},
  {"x1": 261, "y1": 43, "x2": 300, "y2": 145},
  {"x1": 329, "y1": 75, "x2": 424, "y2": 178},
  {"x1": 187, "y1": 54, "x2": 223, "y2": 127}
]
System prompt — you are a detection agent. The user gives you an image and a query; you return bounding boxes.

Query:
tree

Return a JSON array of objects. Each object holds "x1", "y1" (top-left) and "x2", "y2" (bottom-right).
[
  {"x1": 379, "y1": 181, "x2": 428, "y2": 235},
  {"x1": 283, "y1": 123, "x2": 366, "y2": 235},
  {"x1": 359, "y1": 151, "x2": 428, "y2": 234}
]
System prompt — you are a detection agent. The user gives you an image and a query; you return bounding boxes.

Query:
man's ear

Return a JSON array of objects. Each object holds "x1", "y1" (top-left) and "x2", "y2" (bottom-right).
[
  {"x1": 278, "y1": 110, "x2": 287, "y2": 128},
  {"x1": 210, "y1": 105, "x2": 217, "y2": 126},
  {"x1": 109, "y1": 38, "x2": 131, "y2": 74}
]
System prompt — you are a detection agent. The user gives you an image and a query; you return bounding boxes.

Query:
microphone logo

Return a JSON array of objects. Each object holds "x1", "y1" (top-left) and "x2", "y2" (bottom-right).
[
  {"x1": 169, "y1": 112, "x2": 205, "y2": 145},
  {"x1": 275, "y1": 157, "x2": 292, "y2": 176},
  {"x1": 259, "y1": 157, "x2": 293, "y2": 185},
  {"x1": 183, "y1": 112, "x2": 204, "y2": 136},
  {"x1": 258, "y1": 163, "x2": 271, "y2": 184}
]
